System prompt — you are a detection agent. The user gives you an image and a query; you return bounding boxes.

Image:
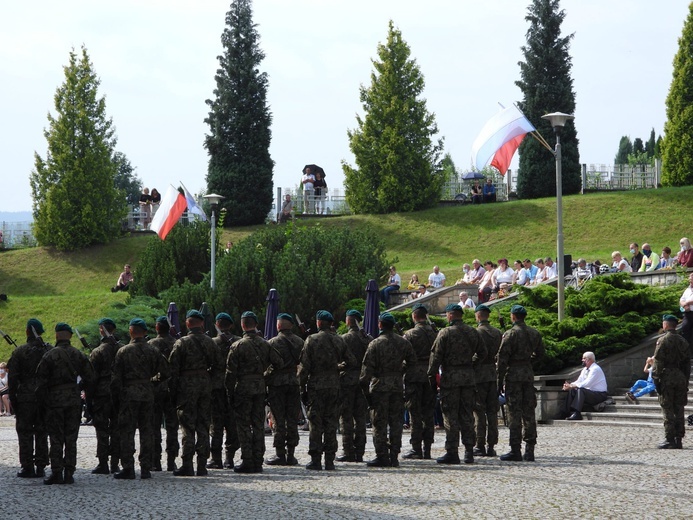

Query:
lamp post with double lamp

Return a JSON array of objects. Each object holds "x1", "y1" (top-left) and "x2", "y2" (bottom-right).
[
  {"x1": 203, "y1": 193, "x2": 225, "y2": 291},
  {"x1": 541, "y1": 112, "x2": 574, "y2": 322}
]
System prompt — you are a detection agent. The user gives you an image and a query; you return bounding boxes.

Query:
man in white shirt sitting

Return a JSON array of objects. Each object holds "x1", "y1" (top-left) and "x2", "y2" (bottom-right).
[
  {"x1": 427, "y1": 266, "x2": 446, "y2": 289},
  {"x1": 469, "y1": 259, "x2": 485, "y2": 284},
  {"x1": 544, "y1": 257, "x2": 558, "y2": 279},
  {"x1": 458, "y1": 291, "x2": 474, "y2": 309},
  {"x1": 561, "y1": 351, "x2": 609, "y2": 420}
]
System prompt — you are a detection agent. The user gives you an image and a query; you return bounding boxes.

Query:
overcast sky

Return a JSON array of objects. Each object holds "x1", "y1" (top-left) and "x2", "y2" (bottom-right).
[{"x1": 1, "y1": 0, "x2": 689, "y2": 213}]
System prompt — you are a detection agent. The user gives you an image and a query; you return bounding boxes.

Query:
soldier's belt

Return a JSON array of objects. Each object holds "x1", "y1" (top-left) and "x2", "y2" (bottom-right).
[
  {"x1": 416, "y1": 359, "x2": 430, "y2": 365},
  {"x1": 180, "y1": 369, "x2": 209, "y2": 377},
  {"x1": 377, "y1": 371, "x2": 403, "y2": 377},
  {"x1": 124, "y1": 378, "x2": 151, "y2": 386},
  {"x1": 508, "y1": 360, "x2": 531, "y2": 366},
  {"x1": 48, "y1": 383, "x2": 77, "y2": 391},
  {"x1": 238, "y1": 374, "x2": 264, "y2": 380},
  {"x1": 445, "y1": 364, "x2": 472, "y2": 368},
  {"x1": 479, "y1": 361, "x2": 495, "y2": 366},
  {"x1": 273, "y1": 367, "x2": 298, "y2": 374}
]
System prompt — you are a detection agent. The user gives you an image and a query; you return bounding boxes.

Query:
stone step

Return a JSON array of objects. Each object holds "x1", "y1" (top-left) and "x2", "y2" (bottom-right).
[
  {"x1": 550, "y1": 419, "x2": 663, "y2": 429},
  {"x1": 580, "y1": 411, "x2": 664, "y2": 423}
]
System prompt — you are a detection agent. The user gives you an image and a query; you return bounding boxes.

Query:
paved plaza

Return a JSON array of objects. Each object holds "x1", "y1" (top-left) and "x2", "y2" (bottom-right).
[{"x1": 1, "y1": 418, "x2": 691, "y2": 519}]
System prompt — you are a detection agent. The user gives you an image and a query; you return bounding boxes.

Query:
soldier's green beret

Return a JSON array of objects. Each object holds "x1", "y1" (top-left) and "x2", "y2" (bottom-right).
[
  {"x1": 379, "y1": 312, "x2": 396, "y2": 326},
  {"x1": 156, "y1": 316, "x2": 169, "y2": 324},
  {"x1": 346, "y1": 309, "x2": 363, "y2": 320},
  {"x1": 510, "y1": 305, "x2": 527, "y2": 316},
  {"x1": 412, "y1": 303, "x2": 428, "y2": 314},
  {"x1": 55, "y1": 322, "x2": 73, "y2": 334},
  {"x1": 26, "y1": 318, "x2": 44, "y2": 335},
  {"x1": 98, "y1": 317, "x2": 116, "y2": 328},
  {"x1": 215, "y1": 312, "x2": 234, "y2": 323},
  {"x1": 316, "y1": 310, "x2": 334, "y2": 322},
  {"x1": 129, "y1": 318, "x2": 147, "y2": 331},
  {"x1": 475, "y1": 304, "x2": 491, "y2": 313},
  {"x1": 445, "y1": 304, "x2": 463, "y2": 313},
  {"x1": 241, "y1": 311, "x2": 258, "y2": 322},
  {"x1": 663, "y1": 314, "x2": 679, "y2": 323},
  {"x1": 186, "y1": 310, "x2": 204, "y2": 321},
  {"x1": 276, "y1": 313, "x2": 295, "y2": 324}
]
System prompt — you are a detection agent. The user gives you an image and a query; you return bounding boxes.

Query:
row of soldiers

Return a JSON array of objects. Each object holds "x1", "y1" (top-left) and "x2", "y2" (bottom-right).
[{"x1": 7, "y1": 301, "x2": 545, "y2": 483}]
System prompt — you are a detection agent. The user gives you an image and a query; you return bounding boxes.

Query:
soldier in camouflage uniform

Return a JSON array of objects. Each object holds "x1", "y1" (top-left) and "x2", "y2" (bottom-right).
[
  {"x1": 36, "y1": 323, "x2": 95, "y2": 485},
  {"x1": 8, "y1": 318, "x2": 52, "y2": 478},
  {"x1": 226, "y1": 311, "x2": 283, "y2": 473},
  {"x1": 265, "y1": 313, "x2": 304, "y2": 466},
  {"x1": 148, "y1": 316, "x2": 179, "y2": 471},
  {"x1": 169, "y1": 310, "x2": 220, "y2": 477},
  {"x1": 207, "y1": 312, "x2": 241, "y2": 470},
  {"x1": 652, "y1": 314, "x2": 691, "y2": 449},
  {"x1": 496, "y1": 305, "x2": 544, "y2": 462},
  {"x1": 428, "y1": 303, "x2": 486, "y2": 465},
  {"x1": 361, "y1": 312, "x2": 416, "y2": 468},
  {"x1": 402, "y1": 303, "x2": 437, "y2": 460},
  {"x1": 337, "y1": 310, "x2": 371, "y2": 463},
  {"x1": 111, "y1": 318, "x2": 170, "y2": 480},
  {"x1": 88, "y1": 317, "x2": 123, "y2": 475},
  {"x1": 299, "y1": 310, "x2": 356, "y2": 470},
  {"x1": 473, "y1": 304, "x2": 502, "y2": 457}
]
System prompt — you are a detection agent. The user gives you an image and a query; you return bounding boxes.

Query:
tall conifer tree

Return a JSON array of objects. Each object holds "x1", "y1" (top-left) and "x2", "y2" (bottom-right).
[{"x1": 205, "y1": 0, "x2": 273, "y2": 226}]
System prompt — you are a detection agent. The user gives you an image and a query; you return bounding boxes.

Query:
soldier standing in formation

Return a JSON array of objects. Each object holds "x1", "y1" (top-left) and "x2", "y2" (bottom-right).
[
  {"x1": 148, "y1": 316, "x2": 179, "y2": 471},
  {"x1": 88, "y1": 317, "x2": 123, "y2": 475},
  {"x1": 361, "y1": 312, "x2": 416, "y2": 468},
  {"x1": 168, "y1": 310, "x2": 220, "y2": 477},
  {"x1": 337, "y1": 309, "x2": 371, "y2": 463},
  {"x1": 402, "y1": 303, "x2": 437, "y2": 460},
  {"x1": 299, "y1": 310, "x2": 355, "y2": 470},
  {"x1": 496, "y1": 305, "x2": 544, "y2": 462},
  {"x1": 111, "y1": 318, "x2": 170, "y2": 480},
  {"x1": 473, "y1": 304, "x2": 502, "y2": 457},
  {"x1": 265, "y1": 313, "x2": 304, "y2": 466},
  {"x1": 8, "y1": 318, "x2": 52, "y2": 478},
  {"x1": 226, "y1": 311, "x2": 282, "y2": 473},
  {"x1": 208, "y1": 312, "x2": 240, "y2": 470},
  {"x1": 36, "y1": 323, "x2": 95, "y2": 485},
  {"x1": 652, "y1": 314, "x2": 691, "y2": 449},
  {"x1": 428, "y1": 303, "x2": 486, "y2": 465}
]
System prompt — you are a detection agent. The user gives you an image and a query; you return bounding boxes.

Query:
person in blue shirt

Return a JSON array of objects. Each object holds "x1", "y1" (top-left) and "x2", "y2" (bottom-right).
[
  {"x1": 483, "y1": 179, "x2": 496, "y2": 203},
  {"x1": 626, "y1": 357, "x2": 656, "y2": 402}
]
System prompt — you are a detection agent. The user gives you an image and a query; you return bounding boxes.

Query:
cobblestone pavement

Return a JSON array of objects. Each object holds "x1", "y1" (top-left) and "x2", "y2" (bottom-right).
[{"x1": 1, "y1": 417, "x2": 691, "y2": 519}]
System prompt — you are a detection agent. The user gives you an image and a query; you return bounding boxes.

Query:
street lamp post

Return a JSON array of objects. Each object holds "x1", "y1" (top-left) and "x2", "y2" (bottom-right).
[
  {"x1": 203, "y1": 193, "x2": 225, "y2": 291},
  {"x1": 541, "y1": 112, "x2": 574, "y2": 322}
]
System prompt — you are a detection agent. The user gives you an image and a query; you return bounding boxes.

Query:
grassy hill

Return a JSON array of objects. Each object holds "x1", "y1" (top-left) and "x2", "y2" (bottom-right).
[{"x1": 0, "y1": 186, "x2": 690, "y2": 360}]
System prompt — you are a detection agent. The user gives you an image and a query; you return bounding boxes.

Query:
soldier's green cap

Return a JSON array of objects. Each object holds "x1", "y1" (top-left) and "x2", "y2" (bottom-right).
[
  {"x1": 156, "y1": 316, "x2": 169, "y2": 324},
  {"x1": 412, "y1": 303, "x2": 428, "y2": 314},
  {"x1": 55, "y1": 322, "x2": 73, "y2": 334},
  {"x1": 445, "y1": 303, "x2": 463, "y2": 313},
  {"x1": 98, "y1": 317, "x2": 116, "y2": 328},
  {"x1": 129, "y1": 318, "x2": 147, "y2": 331},
  {"x1": 663, "y1": 314, "x2": 679, "y2": 323},
  {"x1": 475, "y1": 304, "x2": 491, "y2": 313},
  {"x1": 186, "y1": 310, "x2": 204, "y2": 321},
  {"x1": 26, "y1": 318, "x2": 44, "y2": 335},
  {"x1": 510, "y1": 304, "x2": 527, "y2": 316},
  {"x1": 379, "y1": 312, "x2": 396, "y2": 326},
  {"x1": 316, "y1": 310, "x2": 334, "y2": 322},
  {"x1": 277, "y1": 313, "x2": 295, "y2": 324},
  {"x1": 241, "y1": 311, "x2": 258, "y2": 322},
  {"x1": 215, "y1": 312, "x2": 234, "y2": 323},
  {"x1": 346, "y1": 309, "x2": 363, "y2": 320}
]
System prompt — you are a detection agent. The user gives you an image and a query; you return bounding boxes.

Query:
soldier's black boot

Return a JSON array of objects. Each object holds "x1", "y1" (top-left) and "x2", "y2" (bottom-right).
[
  {"x1": 473, "y1": 444, "x2": 486, "y2": 457},
  {"x1": 110, "y1": 456, "x2": 120, "y2": 474},
  {"x1": 355, "y1": 453, "x2": 364, "y2": 463},
  {"x1": 206, "y1": 450, "x2": 224, "y2": 469},
  {"x1": 233, "y1": 459, "x2": 256, "y2": 474},
  {"x1": 436, "y1": 451, "x2": 460, "y2": 464},
  {"x1": 223, "y1": 452, "x2": 234, "y2": 469},
  {"x1": 114, "y1": 467, "x2": 136, "y2": 480},
  {"x1": 43, "y1": 469, "x2": 64, "y2": 485},
  {"x1": 173, "y1": 460, "x2": 194, "y2": 477},
  {"x1": 305, "y1": 453, "x2": 323, "y2": 471},
  {"x1": 366, "y1": 454, "x2": 391, "y2": 468},
  {"x1": 423, "y1": 442, "x2": 432, "y2": 460},
  {"x1": 63, "y1": 469, "x2": 75, "y2": 484},
  {"x1": 336, "y1": 451, "x2": 356, "y2": 462},
  {"x1": 389, "y1": 452, "x2": 399, "y2": 468},
  {"x1": 196, "y1": 456, "x2": 208, "y2": 476},
  {"x1": 463, "y1": 446, "x2": 474, "y2": 464},
  {"x1": 286, "y1": 446, "x2": 298, "y2": 466},
  {"x1": 402, "y1": 444, "x2": 423, "y2": 459},
  {"x1": 17, "y1": 465, "x2": 37, "y2": 478},
  {"x1": 35, "y1": 465, "x2": 46, "y2": 478},
  {"x1": 523, "y1": 444, "x2": 535, "y2": 462},
  {"x1": 500, "y1": 445, "x2": 523, "y2": 461},
  {"x1": 486, "y1": 445, "x2": 496, "y2": 457},
  {"x1": 140, "y1": 468, "x2": 152, "y2": 479},
  {"x1": 324, "y1": 453, "x2": 336, "y2": 471},
  {"x1": 675, "y1": 437, "x2": 683, "y2": 449},
  {"x1": 91, "y1": 458, "x2": 110, "y2": 475},
  {"x1": 167, "y1": 454, "x2": 177, "y2": 472},
  {"x1": 152, "y1": 458, "x2": 162, "y2": 472},
  {"x1": 658, "y1": 439, "x2": 677, "y2": 449},
  {"x1": 265, "y1": 449, "x2": 287, "y2": 466}
]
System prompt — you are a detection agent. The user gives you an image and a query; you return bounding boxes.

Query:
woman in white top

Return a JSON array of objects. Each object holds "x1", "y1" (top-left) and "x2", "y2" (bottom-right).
[
  {"x1": 533, "y1": 258, "x2": 548, "y2": 285},
  {"x1": 0, "y1": 362, "x2": 11, "y2": 416},
  {"x1": 492, "y1": 258, "x2": 514, "y2": 289},
  {"x1": 478, "y1": 261, "x2": 495, "y2": 302},
  {"x1": 611, "y1": 251, "x2": 632, "y2": 272}
]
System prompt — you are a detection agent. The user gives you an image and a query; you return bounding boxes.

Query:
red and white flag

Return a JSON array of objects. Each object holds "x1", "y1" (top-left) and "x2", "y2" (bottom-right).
[{"x1": 150, "y1": 185, "x2": 187, "y2": 240}]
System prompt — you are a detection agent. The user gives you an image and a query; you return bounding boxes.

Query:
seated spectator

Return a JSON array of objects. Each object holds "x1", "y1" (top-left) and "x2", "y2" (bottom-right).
[
  {"x1": 533, "y1": 258, "x2": 547, "y2": 285},
  {"x1": 0, "y1": 362, "x2": 11, "y2": 416},
  {"x1": 626, "y1": 357, "x2": 656, "y2": 403},
  {"x1": 111, "y1": 264, "x2": 133, "y2": 292},
  {"x1": 279, "y1": 194, "x2": 293, "y2": 223},
  {"x1": 407, "y1": 274, "x2": 421, "y2": 290},
  {"x1": 469, "y1": 259, "x2": 485, "y2": 284},
  {"x1": 478, "y1": 261, "x2": 495, "y2": 303},
  {"x1": 483, "y1": 178, "x2": 496, "y2": 203},
  {"x1": 459, "y1": 291, "x2": 475, "y2": 310},
  {"x1": 427, "y1": 265, "x2": 446, "y2": 289},
  {"x1": 629, "y1": 243, "x2": 643, "y2": 272},
  {"x1": 512, "y1": 260, "x2": 528, "y2": 286},
  {"x1": 492, "y1": 258, "x2": 514, "y2": 292},
  {"x1": 611, "y1": 251, "x2": 632, "y2": 273},
  {"x1": 459, "y1": 264, "x2": 476, "y2": 284},
  {"x1": 638, "y1": 243, "x2": 659, "y2": 272},
  {"x1": 575, "y1": 258, "x2": 592, "y2": 279},
  {"x1": 544, "y1": 257, "x2": 558, "y2": 279},
  {"x1": 561, "y1": 351, "x2": 609, "y2": 420},
  {"x1": 675, "y1": 237, "x2": 693, "y2": 267},
  {"x1": 380, "y1": 265, "x2": 401, "y2": 306},
  {"x1": 523, "y1": 258, "x2": 538, "y2": 284},
  {"x1": 660, "y1": 247, "x2": 675, "y2": 269},
  {"x1": 411, "y1": 284, "x2": 429, "y2": 300},
  {"x1": 471, "y1": 181, "x2": 482, "y2": 204}
]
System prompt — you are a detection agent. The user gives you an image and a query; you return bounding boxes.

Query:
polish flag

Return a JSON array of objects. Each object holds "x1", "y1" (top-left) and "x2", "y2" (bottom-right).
[
  {"x1": 150, "y1": 185, "x2": 187, "y2": 239},
  {"x1": 471, "y1": 104, "x2": 535, "y2": 173}
]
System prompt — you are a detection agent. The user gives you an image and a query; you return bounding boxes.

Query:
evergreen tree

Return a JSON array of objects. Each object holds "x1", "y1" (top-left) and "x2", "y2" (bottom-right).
[
  {"x1": 204, "y1": 0, "x2": 273, "y2": 226},
  {"x1": 441, "y1": 153, "x2": 458, "y2": 183},
  {"x1": 343, "y1": 21, "x2": 443, "y2": 214},
  {"x1": 614, "y1": 136, "x2": 633, "y2": 165},
  {"x1": 113, "y1": 151, "x2": 142, "y2": 206},
  {"x1": 645, "y1": 128, "x2": 656, "y2": 159},
  {"x1": 30, "y1": 46, "x2": 125, "y2": 251},
  {"x1": 662, "y1": 3, "x2": 693, "y2": 186},
  {"x1": 515, "y1": 0, "x2": 581, "y2": 199},
  {"x1": 633, "y1": 137, "x2": 645, "y2": 155}
]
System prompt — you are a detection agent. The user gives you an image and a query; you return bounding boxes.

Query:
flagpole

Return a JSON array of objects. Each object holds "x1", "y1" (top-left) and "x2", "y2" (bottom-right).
[{"x1": 203, "y1": 194, "x2": 225, "y2": 291}]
